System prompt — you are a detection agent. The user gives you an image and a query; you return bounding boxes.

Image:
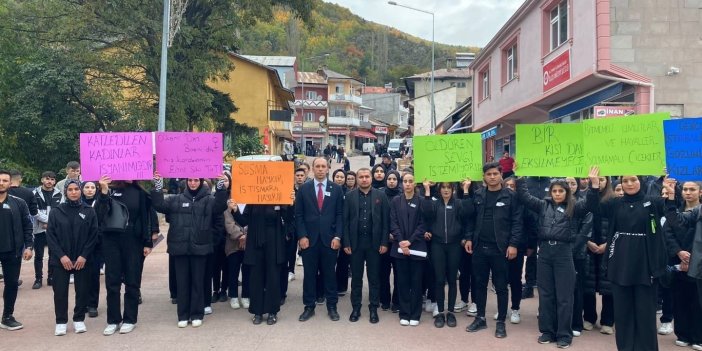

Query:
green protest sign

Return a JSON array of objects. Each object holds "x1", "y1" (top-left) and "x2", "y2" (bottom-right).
[
  {"x1": 515, "y1": 123, "x2": 585, "y2": 177},
  {"x1": 413, "y1": 133, "x2": 483, "y2": 182},
  {"x1": 583, "y1": 112, "x2": 669, "y2": 176}
]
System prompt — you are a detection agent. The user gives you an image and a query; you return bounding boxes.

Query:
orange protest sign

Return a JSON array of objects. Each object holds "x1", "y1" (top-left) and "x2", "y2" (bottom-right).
[{"x1": 230, "y1": 161, "x2": 294, "y2": 205}]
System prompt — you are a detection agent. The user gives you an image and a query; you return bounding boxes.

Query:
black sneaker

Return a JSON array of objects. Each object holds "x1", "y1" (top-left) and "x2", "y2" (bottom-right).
[
  {"x1": 212, "y1": 292, "x2": 220, "y2": 303},
  {"x1": 538, "y1": 334, "x2": 555, "y2": 344},
  {"x1": 521, "y1": 286, "x2": 534, "y2": 299},
  {"x1": 434, "y1": 313, "x2": 445, "y2": 328},
  {"x1": 446, "y1": 312, "x2": 457, "y2": 328},
  {"x1": 32, "y1": 280, "x2": 42, "y2": 289},
  {"x1": 391, "y1": 304, "x2": 400, "y2": 313},
  {"x1": 316, "y1": 297, "x2": 325, "y2": 305},
  {"x1": 557, "y1": 340, "x2": 571, "y2": 349},
  {"x1": 88, "y1": 307, "x2": 98, "y2": 318},
  {"x1": 495, "y1": 321, "x2": 507, "y2": 338},
  {"x1": 466, "y1": 317, "x2": 487, "y2": 332},
  {"x1": 0, "y1": 316, "x2": 23, "y2": 331}
]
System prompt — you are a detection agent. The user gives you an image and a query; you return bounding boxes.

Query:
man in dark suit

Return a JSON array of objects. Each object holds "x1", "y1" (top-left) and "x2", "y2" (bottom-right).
[
  {"x1": 295, "y1": 158, "x2": 344, "y2": 322},
  {"x1": 342, "y1": 168, "x2": 390, "y2": 324}
]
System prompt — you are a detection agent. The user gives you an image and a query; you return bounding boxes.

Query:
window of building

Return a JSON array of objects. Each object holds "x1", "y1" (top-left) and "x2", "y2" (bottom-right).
[
  {"x1": 335, "y1": 84, "x2": 344, "y2": 94},
  {"x1": 304, "y1": 112, "x2": 315, "y2": 122},
  {"x1": 550, "y1": 1, "x2": 568, "y2": 51},
  {"x1": 506, "y1": 44, "x2": 518, "y2": 81},
  {"x1": 480, "y1": 69, "x2": 490, "y2": 101},
  {"x1": 306, "y1": 91, "x2": 317, "y2": 100}
]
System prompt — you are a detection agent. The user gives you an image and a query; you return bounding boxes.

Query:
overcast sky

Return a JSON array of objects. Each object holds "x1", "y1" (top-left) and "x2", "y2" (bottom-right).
[{"x1": 324, "y1": 0, "x2": 525, "y2": 47}]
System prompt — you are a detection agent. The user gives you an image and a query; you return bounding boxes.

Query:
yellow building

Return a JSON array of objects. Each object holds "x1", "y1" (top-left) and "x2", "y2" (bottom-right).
[{"x1": 208, "y1": 53, "x2": 295, "y2": 157}]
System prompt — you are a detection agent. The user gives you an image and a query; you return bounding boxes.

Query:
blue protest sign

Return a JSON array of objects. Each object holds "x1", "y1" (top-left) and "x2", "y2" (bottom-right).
[{"x1": 663, "y1": 118, "x2": 702, "y2": 181}]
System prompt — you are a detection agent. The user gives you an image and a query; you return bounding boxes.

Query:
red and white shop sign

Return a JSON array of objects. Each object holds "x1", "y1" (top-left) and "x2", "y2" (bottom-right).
[
  {"x1": 373, "y1": 126, "x2": 388, "y2": 134},
  {"x1": 543, "y1": 50, "x2": 571, "y2": 92}
]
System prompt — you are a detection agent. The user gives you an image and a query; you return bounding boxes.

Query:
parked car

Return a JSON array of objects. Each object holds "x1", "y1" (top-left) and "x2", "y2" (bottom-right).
[
  {"x1": 362, "y1": 142, "x2": 375, "y2": 156},
  {"x1": 387, "y1": 138, "x2": 405, "y2": 158}
]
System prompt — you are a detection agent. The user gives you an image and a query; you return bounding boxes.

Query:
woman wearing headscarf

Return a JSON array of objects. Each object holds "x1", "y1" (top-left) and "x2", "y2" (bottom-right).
[
  {"x1": 380, "y1": 170, "x2": 401, "y2": 311},
  {"x1": 332, "y1": 169, "x2": 350, "y2": 295},
  {"x1": 47, "y1": 180, "x2": 98, "y2": 335},
  {"x1": 230, "y1": 191, "x2": 295, "y2": 325},
  {"x1": 371, "y1": 164, "x2": 386, "y2": 189},
  {"x1": 151, "y1": 173, "x2": 228, "y2": 328},
  {"x1": 586, "y1": 169, "x2": 673, "y2": 351},
  {"x1": 80, "y1": 181, "x2": 103, "y2": 319},
  {"x1": 96, "y1": 177, "x2": 156, "y2": 335}
]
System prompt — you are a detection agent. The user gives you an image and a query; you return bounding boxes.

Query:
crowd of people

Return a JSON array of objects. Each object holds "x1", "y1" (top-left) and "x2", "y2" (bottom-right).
[{"x1": 0, "y1": 155, "x2": 701, "y2": 351}]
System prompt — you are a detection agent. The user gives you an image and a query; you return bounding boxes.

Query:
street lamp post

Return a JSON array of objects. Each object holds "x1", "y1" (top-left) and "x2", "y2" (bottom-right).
[
  {"x1": 388, "y1": 1, "x2": 435, "y2": 133},
  {"x1": 299, "y1": 54, "x2": 330, "y2": 155}
]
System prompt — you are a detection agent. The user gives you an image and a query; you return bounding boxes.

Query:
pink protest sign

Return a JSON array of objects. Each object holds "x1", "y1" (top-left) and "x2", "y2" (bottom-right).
[
  {"x1": 155, "y1": 132, "x2": 223, "y2": 178},
  {"x1": 79, "y1": 133, "x2": 154, "y2": 181}
]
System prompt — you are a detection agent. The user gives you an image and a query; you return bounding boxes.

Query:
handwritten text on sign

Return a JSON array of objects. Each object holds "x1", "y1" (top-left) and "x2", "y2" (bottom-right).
[
  {"x1": 155, "y1": 132, "x2": 223, "y2": 178},
  {"x1": 663, "y1": 117, "x2": 702, "y2": 181},
  {"x1": 230, "y1": 161, "x2": 294, "y2": 205},
  {"x1": 80, "y1": 133, "x2": 153, "y2": 181},
  {"x1": 583, "y1": 112, "x2": 669, "y2": 176},
  {"x1": 516, "y1": 124, "x2": 585, "y2": 177},
  {"x1": 413, "y1": 133, "x2": 483, "y2": 182}
]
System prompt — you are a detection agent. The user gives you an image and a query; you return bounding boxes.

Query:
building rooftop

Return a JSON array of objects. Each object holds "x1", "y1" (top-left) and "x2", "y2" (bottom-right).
[
  {"x1": 297, "y1": 71, "x2": 326, "y2": 85},
  {"x1": 241, "y1": 55, "x2": 296, "y2": 67},
  {"x1": 404, "y1": 68, "x2": 472, "y2": 80}
]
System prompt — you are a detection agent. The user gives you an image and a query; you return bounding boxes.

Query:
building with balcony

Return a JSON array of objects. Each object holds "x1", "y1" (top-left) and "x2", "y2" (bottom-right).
[
  {"x1": 361, "y1": 88, "x2": 410, "y2": 142},
  {"x1": 293, "y1": 71, "x2": 328, "y2": 154},
  {"x1": 208, "y1": 53, "x2": 295, "y2": 157},
  {"x1": 471, "y1": 0, "x2": 702, "y2": 161}
]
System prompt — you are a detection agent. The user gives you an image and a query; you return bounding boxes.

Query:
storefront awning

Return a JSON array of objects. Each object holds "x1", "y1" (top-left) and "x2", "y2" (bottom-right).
[
  {"x1": 273, "y1": 129, "x2": 295, "y2": 142},
  {"x1": 328, "y1": 128, "x2": 347, "y2": 135},
  {"x1": 351, "y1": 130, "x2": 377, "y2": 139}
]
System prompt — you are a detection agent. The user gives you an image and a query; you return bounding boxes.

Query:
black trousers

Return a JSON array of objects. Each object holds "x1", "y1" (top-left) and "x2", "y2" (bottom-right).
[
  {"x1": 247, "y1": 248, "x2": 282, "y2": 315},
  {"x1": 52, "y1": 265, "x2": 88, "y2": 324},
  {"x1": 459, "y1": 250, "x2": 474, "y2": 303},
  {"x1": 524, "y1": 253, "x2": 537, "y2": 288},
  {"x1": 336, "y1": 249, "x2": 350, "y2": 293},
  {"x1": 301, "y1": 243, "x2": 338, "y2": 308},
  {"x1": 431, "y1": 242, "x2": 461, "y2": 313},
  {"x1": 203, "y1": 253, "x2": 214, "y2": 308},
  {"x1": 226, "y1": 251, "x2": 250, "y2": 298},
  {"x1": 472, "y1": 244, "x2": 509, "y2": 321},
  {"x1": 572, "y1": 257, "x2": 586, "y2": 332},
  {"x1": 422, "y1": 255, "x2": 435, "y2": 301},
  {"x1": 537, "y1": 243, "x2": 576, "y2": 343},
  {"x1": 672, "y1": 274, "x2": 702, "y2": 344},
  {"x1": 379, "y1": 252, "x2": 399, "y2": 307},
  {"x1": 658, "y1": 285, "x2": 673, "y2": 323},
  {"x1": 169, "y1": 254, "x2": 177, "y2": 299},
  {"x1": 174, "y1": 255, "x2": 206, "y2": 321},
  {"x1": 0, "y1": 251, "x2": 21, "y2": 318},
  {"x1": 87, "y1": 243, "x2": 104, "y2": 309},
  {"x1": 698, "y1": 279, "x2": 702, "y2": 317},
  {"x1": 285, "y1": 236, "x2": 297, "y2": 275},
  {"x1": 395, "y1": 258, "x2": 424, "y2": 321},
  {"x1": 611, "y1": 282, "x2": 659, "y2": 351},
  {"x1": 583, "y1": 293, "x2": 614, "y2": 327},
  {"x1": 212, "y1": 243, "x2": 228, "y2": 295},
  {"x1": 507, "y1": 252, "x2": 524, "y2": 310},
  {"x1": 103, "y1": 232, "x2": 143, "y2": 325},
  {"x1": 33, "y1": 232, "x2": 52, "y2": 281},
  {"x1": 350, "y1": 240, "x2": 381, "y2": 309}
]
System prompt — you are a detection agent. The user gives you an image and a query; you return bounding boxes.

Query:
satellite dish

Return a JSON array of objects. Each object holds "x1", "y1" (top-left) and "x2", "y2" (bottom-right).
[{"x1": 319, "y1": 115, "x2": 326, "y2": 122}]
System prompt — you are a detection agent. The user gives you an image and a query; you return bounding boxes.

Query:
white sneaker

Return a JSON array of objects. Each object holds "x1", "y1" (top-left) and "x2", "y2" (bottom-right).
[
  {"x1": 177, "y1": 321, "x2": 188, "y2": 328},
  {"x1": 103, "y1": 324, "x2": 118, "y2": 336},
  {"x1": 204, "y1": 307, "x2": 213, "y2": 315},
  {"x1": 409, "y1": 320, "x2": 419, "y2": 326},
  {"x1": 230, "y1": 298, "x2": 241, "y2": 309},
  {"x1": 296, "y1": 256, "x2": 303, "y2": 266},
  {"x1": 191, "y1": 319, "x2": 202, "y2": 328},
  {"x1": 432, "y1": 304, "x2": 440, "y2": 317},
  {"x1": 467, "y1": 303, "x2": 478, "y2": 316},
  {"x1": 288, "y1": 272, "x2": 295, "y2": 282},
  {"x1": 510, "y1": 309, "x2": 521, "y2": 324},
  {"x1": 572, "y1": 330, "x2": 581, "y2": 337},
  {"x1": 400, "y1": 319, "x2": 410, "y2": 326},
  {"x1": 69, "y1": 274, "x2": 74, "y2": 284},
  {"x1": 493, "y1": 312, "x2": 499, "y2": 320},
  {"x1": 423, "y1": 299, "x2": 432, "y2": 313},
  {"x1": 692, "y1": 344, "x2": 702, "y2": 351},
  {"x1": 54, "y1": 324, "x2": 67, "y2": 336},
  {"x1": 600, "y1": 325, "x2": 614, "y2": 335},
  {"x1": 658, "y1": 322, "x2": 673, "y2": 335},
  {"x1": 241, "y1": 298, "x2": 250, "y2": 309},
  {"x1": 454, "y1": 301, "x2": 468, "y2": 312},
  {"x1": 73, "y1": 321, "x2": 87, "y2": 333},
  {"x1": 119, "y1": 323, "x2": 136, "y2": 334},
  {"x1": 675, "y1": 340, "x2": 690, "y2": 347},
  {"x1": 583, "y1": 321, "x2": 594, "y2": 331}
]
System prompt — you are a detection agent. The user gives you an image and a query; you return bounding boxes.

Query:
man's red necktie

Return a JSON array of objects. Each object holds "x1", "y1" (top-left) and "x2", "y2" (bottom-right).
[{"x1": 317, "y1": 183, "x2": 324, "y2": 211}]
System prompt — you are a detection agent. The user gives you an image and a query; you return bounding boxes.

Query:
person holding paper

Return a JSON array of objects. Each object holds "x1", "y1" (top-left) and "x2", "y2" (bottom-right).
[
  {"x1": 662, "y1": 181, "x2": 702, "y2": 349},
  {"x1": 389, "y1": 172, "x2": 427, "y2": 326},
  {"x1": 295, "y1": 157, "x2": 344, "y2": 322},
  {"x1": 150, "y1": 173, "x2": 229, "y2": 329},
  {"x1": 96, "y1": 177, "x2": 156, "y2": 335},
  {"x1": 420, "y1": 180, "x2": 473, "y2": 329},
  {"x1": 46, "y1": 180, "x2": 98, "y2": 336},
  {"x1": 463, "y1": 162, "x2": 522, "y2": 339},
  {"x1": 515, "y1": 176, "x2": 592, "y2": 349},
  {"x1": 230, "y1": 193, "x2": 295, "y2": 325},
  {"x1": 585, "y1": 168, "x2": 673, "y2": 351},
  {"x1": 342, "y1": 168, "x2": 390, "y2": 324}
]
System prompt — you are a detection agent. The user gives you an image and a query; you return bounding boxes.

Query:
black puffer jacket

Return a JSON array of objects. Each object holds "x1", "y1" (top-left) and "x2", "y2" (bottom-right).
[
  {"x1": 585, "y1": 211, "x2": 612, "y2": 295},
  {"x1": 151, "y1": 186, "x2": 228, "y2": 256},
  {"x1": 420, "y1": 194, "x2": 472, "y2": 244}
]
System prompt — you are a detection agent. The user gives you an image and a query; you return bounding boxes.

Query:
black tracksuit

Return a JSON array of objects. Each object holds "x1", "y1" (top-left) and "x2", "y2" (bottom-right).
[
  {"x1": 0, "y1": 195, "x2": 33, "y2": 320},
  {"x1": 420, "y1": 194, "x2": 471, "y2": 313},
  {"x1": 380, "y1": 186, "x2": 401, "y2": 309},
  {"x1": 46, "y1": 202, "x2": 98, "y2": 324},
  {"x1": 586, "y1": 188, "x2": 668, "y2": 351}
]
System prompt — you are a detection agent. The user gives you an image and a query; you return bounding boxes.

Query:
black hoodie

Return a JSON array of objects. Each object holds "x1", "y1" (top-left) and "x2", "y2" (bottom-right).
[{"x1": 46, "y1": 202, "x2": 99, "y2": 266}]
